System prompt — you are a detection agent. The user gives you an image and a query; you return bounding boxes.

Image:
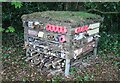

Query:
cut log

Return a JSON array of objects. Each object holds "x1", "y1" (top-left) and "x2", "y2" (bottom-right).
[
  {"x1": 30, "y1": 51, "x2": 37, "y2": 56},
  {"x1": 52, "y1": 59, "x2": 63, "y2": 66},
  {"x1": 51, "y1": 59, "x2": 63, "y2": 69},
  {"x1": 61, "y1": 62, "x2": 65, "y2": 68},
  {"x1": 44, "y1": 62, "x2": 52, "y2": 69},
  {"x1": 47, "y1": 69, "x2": 63, "y2": 76},
  {"x1": 25, "y1": 53, "x2": 40, "y2": 62},
  {"x1": 39, "y1": 62, "x2": 44, "y2": 69}
]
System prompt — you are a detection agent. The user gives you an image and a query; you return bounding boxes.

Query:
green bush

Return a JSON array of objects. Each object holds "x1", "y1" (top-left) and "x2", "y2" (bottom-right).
[{"x1": 98, "y1": 32, "x2": 120, "y2": 57}]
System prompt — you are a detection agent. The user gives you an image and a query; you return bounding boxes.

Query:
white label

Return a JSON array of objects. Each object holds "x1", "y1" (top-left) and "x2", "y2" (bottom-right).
[
  {"x1": 88, "y1": 23, "x2": 100, "y2": 29},
  {"x1": 38, "y1": 31, "x2": 44, "y2": 38},
  {"x1": 87, "y1": 28, "x2": 99, "y2": 35}
]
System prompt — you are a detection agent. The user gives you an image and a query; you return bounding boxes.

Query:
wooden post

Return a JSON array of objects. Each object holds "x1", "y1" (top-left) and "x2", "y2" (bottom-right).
[
  {"x1": 94, "y1": 36, "x2": 99, "y2": 56},
  {"x1": 65, "y1": 58, "x2": 70, "y2": 76}
]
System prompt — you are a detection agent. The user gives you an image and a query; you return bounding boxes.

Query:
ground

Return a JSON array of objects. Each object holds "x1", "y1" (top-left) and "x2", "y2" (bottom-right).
[{"x1": 1, "y1": 32, "x2": 120, "y2": 82}]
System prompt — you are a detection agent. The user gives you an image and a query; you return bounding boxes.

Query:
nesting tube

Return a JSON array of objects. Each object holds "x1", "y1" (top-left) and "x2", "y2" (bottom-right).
[
  {"x1": 75, "y1": 28, "x2": 78, "y2": 33},
  {"x1": 61, "y1": 27, "x2": 67, "y2": 34},
  {"x1": 58, "y1": 26, "x2": 62, "y2": 33},
  {"x1": 46, "y1": 24, "x2": 50, "y2": 31},
  {"x1": 64, "y1": 28, "x2": 67, "y2": 33},
  {"x1": 53, "y1": 26, "x2": 58, "y2": 32},
  {"x1": 59, "y1": 35, "x2": 66, "y2": 43},
  {"x1": 84, "y1": 25, "x2": 88, "y2": 31},
  {"x1": 75, "y1": 25, "x2": 88, "y2": 33},
  {"x1": 50, "y1": 25, "x2": 54, "y2": 32},
  {"x1": 46, "y1": 24, "x2": 67, "y2": 33}
]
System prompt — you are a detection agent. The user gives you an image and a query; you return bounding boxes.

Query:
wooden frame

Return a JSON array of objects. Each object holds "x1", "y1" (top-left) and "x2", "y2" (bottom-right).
[{"x1": 21, "y1": 11, "x2": 102, "y2": 76}]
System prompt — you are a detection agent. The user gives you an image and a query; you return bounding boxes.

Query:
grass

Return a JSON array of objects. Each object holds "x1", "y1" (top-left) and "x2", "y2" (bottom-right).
[{"x1": 21, "y1": 11, "x2": 101, "y2": 21}]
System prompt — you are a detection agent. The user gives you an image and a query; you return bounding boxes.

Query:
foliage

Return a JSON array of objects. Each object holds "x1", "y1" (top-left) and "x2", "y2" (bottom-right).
[
  {"x1": 0, "y1": 0, "x2": 7, "y2": 2},
  {"x1": 5, "y1": 26, "x2": 15, "y2": 32},
  {"x1": 70, "y1": 67, "x2": 94, "y2": 81},
  {"x1": 52, "y1": 76, "x2": 64, "y2": 82},
  {"x1": 2, "y1": 1, "x2": 23, "y2": 33},
  {"x1": 84, "y1": 2, "x2": 120, "y2": 33},
  {"x1": 11, "y1": 0, "x2": 23, "y2": 8},
  {"x1": 0, "y1": 27, "x2": 5, "y2": 32},
  {"x1": 70, "y1": 67, "x2": 78, "y2": 75},
  {"x1": 98, "y1": 32, "x2": 120, "y2": 67},
  {"x1": 0, "y1": 26, "x2": 15, "y2": 32},
  {"x1": 2, "y1": 2, "x2": 120, "y2": 33},
  {"x1": 99, "y1": 32, "x2": 120, "y2": 57}
]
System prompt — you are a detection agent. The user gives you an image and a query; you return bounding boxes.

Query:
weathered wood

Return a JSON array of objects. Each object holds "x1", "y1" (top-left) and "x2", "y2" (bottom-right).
[
  {"x1": 25, "y1": 52, "x2": 40, "y2": 62},
  {"x1": 48, "y1": 69, "x2": 63, "y2": 76},
  {"x1": 44, "y1": 62, "x2": 52, "y2": 69},
  {"x1": 22, "y1": 11, "x2": 102, "y2": 76},
  {"x1": 51, "y1": 59, "x2": 63, "y2": 69}
]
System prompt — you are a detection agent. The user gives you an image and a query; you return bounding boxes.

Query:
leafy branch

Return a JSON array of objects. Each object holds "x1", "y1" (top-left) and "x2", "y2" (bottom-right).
[
  {"x1": 11, "y1": 0, "x2": 23, "y2": 8},
  {"x1": 5, "y1": 26, "x2": 15, "y2": 33}
]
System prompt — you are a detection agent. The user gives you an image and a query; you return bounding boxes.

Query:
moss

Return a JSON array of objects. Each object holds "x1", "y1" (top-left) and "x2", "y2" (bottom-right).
[{"x1": 21, "y1": 11, "x2": 102, "y2": 21}]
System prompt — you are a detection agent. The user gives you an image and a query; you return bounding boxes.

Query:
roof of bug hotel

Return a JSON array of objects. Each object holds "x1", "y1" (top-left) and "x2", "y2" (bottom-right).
[{"x1": 21, "y1": 11, "x2": 103, "y2": 26}]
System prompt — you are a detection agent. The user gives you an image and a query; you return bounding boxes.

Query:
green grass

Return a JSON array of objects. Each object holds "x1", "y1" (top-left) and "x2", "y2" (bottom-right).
[{"x1": 21, "y1": 11, "x2": 101, "y2": 21}]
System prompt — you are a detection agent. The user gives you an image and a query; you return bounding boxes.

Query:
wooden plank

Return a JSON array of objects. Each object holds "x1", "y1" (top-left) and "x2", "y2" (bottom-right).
[
  {"x1": 87, "y1": 28, "x2": 99, "y2": 36},
  {"x1": 28, "y1": 29, "x2": 38, "y2": 36},
  {"x1": 88, "y1": 23, "x2": 100, "y2": 29},
  {"x1": 25, "y1": 53, "x2": 40, "y2": 62},
  {"x1": 44, "y1": 62, "x2": 52, "y2": 69},
  {"x1": 52, "y1": 59, "x2": 63, "y2": 66},
  {"x1": 71, "y1": 48, "x2": 93, "y2": 66},
  {"x1": 74, "y1": 48, "x2": 83, "y2": 56}
]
